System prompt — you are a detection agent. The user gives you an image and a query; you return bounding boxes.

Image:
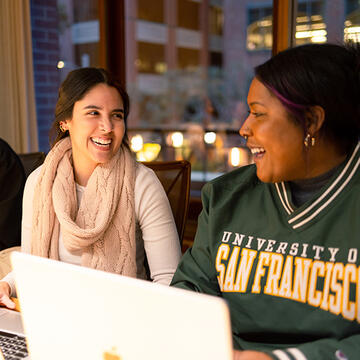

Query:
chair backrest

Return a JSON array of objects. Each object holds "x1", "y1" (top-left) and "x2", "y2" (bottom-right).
[
  {"x1": 143, "y1": 160, "x2": 191, "y2": 247},
  {"x1": 18, "y1": 152, "x2": 46, "y2": 178},
  {"x1": 0, "y1": 246, "x2": 21, "y2": 278}
]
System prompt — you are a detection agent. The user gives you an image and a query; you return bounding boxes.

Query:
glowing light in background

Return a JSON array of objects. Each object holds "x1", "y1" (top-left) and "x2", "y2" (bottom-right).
[
  {"x1": 295, "y1": 29, "x2": 327, "y2": 43},
  {"x1": 229, "y1": 147, "x2": 250, "y2": 167},
  {"x1": 57, "y1": 60, "x2": 65, "y2": 69},
  {"x1": 155, "y1": 62, "x2": 167, "y2": 73},
  {"x1": 204, "y1": 132, "x2": 216, "y2": 144},
  {"x1": 230, "y1": 147, "x2": 241, "y2": 167},
  {"x1": 136, "y1": 143, "x2": 161, "y2": 162},
  {"x1": 171, "y1": 132, "x2": 184, "y2": 148},
  {"x1": 130, "y1": 134, "x2": 144, "y2": 152},
  {"x1": 344, "y1": 26, "x2": 360, "y2": 42}
]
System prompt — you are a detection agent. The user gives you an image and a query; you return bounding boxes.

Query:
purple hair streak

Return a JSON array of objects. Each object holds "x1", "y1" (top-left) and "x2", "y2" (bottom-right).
[{"x1": 264, "y1": 83, "x2": 307, "y2": 126}]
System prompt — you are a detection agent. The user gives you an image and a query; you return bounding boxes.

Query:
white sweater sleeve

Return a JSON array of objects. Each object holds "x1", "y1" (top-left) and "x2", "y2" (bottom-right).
[
  {"x1": 2, "y1": 166, "x2": 42, "y2": 296},
  {"x1": 135, "y1": 164, "x2": 182, "y2": 285}
]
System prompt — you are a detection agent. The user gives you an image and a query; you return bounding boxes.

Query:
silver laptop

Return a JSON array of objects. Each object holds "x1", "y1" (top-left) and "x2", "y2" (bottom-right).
[
  {"x1": 0, "y1": 306, "x2": 29, "y2": 360},
  {"x1": 0, "y1": 307, "x2": 24, "y2": 336},
  {"x1": 9, "y1": 251, "x2": 233, "y2": 360}
]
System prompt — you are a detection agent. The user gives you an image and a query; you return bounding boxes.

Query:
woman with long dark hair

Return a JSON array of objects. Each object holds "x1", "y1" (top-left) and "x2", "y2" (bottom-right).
[{"x1": 0, "y1": 68, "x2": 181, "y2": 308}]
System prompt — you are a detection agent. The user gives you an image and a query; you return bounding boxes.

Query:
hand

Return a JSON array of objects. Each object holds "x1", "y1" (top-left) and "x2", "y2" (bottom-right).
[
  {"x1": 0, "y1": 281, "x2": 15, "y2": 309},
  {"x1": 234, "y1": 350, "x2": 273, "y2": 360}
]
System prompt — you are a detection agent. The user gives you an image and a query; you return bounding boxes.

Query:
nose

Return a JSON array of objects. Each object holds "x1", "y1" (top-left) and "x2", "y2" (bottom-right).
[
  {"x1": 239, "y1": 115, "x2": 251, "y2": 140},
  {"x1": 100, "y1": 116, "x2": 113, "y2": 133}
]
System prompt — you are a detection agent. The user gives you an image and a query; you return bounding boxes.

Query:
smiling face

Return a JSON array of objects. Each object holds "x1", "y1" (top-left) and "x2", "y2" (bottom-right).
[
  {"x1": 61, "y1": 83, "x2": 125, "y2": 185},
  {"x1": 240, "y1": 78, "x2": 307, "y2": 183}
]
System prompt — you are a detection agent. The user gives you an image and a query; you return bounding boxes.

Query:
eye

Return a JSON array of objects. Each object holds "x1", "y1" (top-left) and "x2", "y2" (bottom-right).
[
  {"x1": 113, "y1": 113, "x2": 124, "y2": 120},
  {"x1": 248, "y1": 110, "x2": 264, "y2": 118},
  {"x1": 87, "y1": 110, "x2": 99, "y2": 116}
]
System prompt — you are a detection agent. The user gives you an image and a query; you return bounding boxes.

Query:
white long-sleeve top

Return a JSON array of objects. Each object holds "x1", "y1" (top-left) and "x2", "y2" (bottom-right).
[{"x1": 3, "y1": 163, "x2": 181, "y2": 295}]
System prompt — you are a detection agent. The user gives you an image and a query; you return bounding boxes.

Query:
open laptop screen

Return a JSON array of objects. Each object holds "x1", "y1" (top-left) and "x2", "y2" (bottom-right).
[{"x1": 11, "y1": 252, "x2": 233, "y2": 360}]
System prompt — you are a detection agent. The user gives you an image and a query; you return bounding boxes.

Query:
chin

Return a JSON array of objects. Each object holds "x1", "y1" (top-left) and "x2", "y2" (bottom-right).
[
  {"x1": 91, "y1": 154, "x2": 114, "y2": 165},
  {"x1": 256, "y1": 170, "x2": 278, "y2": 184}
]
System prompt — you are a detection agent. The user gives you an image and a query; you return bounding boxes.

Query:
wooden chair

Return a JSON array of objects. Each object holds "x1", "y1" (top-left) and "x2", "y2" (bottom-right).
[
  {"x1": 18, "y1": 152, "x2": 46, "y2": 178},
  {"x1": 0, "y1": 246, "x2": 21, "y2": 278},
  {"x1": 143, "y1": 160, "x2": 191, "y2": 248}
]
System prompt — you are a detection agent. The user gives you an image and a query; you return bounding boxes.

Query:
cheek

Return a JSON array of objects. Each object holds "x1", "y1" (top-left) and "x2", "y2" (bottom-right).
[
  {"x1": 269, "y1": 136, "x2": 301, "y2": 163},
  {"x1": 263, "y1": 125, "x2": 304, "y2": 164},
  {"x1": 268, "y1": 134, "x2": 305, "y2": 176},
  {"x1": 114, "y1": 123, "x2": 125, "y2": 142},
  {"x1": 267, "y1": 122, "x2": 303, "y2": 150}
]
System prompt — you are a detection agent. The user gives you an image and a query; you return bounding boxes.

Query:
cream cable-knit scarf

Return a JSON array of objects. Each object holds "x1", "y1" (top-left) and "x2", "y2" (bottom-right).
[{"x1": 31, "y1": 137, "x2": 137, "y2": 277}]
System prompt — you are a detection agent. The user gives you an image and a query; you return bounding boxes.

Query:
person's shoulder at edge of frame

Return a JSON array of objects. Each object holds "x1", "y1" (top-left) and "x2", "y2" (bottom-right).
[
  {"x1": 0, "y1": 138, "x2": 15, "y2": 158},
  {"x1": 0, "y1": 138, "x2": 25, "y2": 174}
]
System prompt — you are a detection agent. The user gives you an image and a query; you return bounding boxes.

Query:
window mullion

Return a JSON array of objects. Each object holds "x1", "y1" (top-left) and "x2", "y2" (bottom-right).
[{"x1": 272, "y1": 0, "x2": 297, "y2": 55}]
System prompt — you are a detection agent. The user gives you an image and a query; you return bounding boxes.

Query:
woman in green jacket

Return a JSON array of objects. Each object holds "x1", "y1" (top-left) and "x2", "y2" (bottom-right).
[{"x1": 172, "y1": 42, "x2": 360, "y2": 360}]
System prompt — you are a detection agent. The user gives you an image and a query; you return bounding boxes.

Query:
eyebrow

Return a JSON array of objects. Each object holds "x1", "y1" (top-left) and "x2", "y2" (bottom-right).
[
  {"x1": 248, "y1": 101, "x2": 265, "y2": 107},
  {"x1": 83, "y1": 105, "x2": 124, "y2": 113}
]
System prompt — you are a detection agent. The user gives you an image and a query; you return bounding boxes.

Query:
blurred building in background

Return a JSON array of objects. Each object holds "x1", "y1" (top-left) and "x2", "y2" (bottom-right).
[{"x1": 32, "y1": 0, "x2": 360, "y2": 184}]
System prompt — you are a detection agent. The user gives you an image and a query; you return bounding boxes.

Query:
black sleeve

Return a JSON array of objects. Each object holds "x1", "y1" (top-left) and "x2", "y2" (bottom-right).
[{"x1": 0, "y1": 138, "x2": 26, "y2": 250}]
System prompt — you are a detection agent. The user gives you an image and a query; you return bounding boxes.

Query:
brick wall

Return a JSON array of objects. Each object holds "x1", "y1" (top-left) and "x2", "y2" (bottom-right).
[{"x1": 30, "y1": 0, "x2": 60, "y2": 152}]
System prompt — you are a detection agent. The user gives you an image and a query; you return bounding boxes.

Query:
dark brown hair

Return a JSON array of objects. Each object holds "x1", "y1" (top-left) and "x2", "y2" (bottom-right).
[{"x1": 255, "y1": 42, "x2": 360, "y2": 154}]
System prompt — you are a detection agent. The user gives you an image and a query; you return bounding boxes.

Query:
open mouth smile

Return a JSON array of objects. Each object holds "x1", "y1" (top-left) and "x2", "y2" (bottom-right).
[
  {"x1": 250, "y1": 147, "x2": 266, "y2": 158},
  {"x1": 90, "y1": 137, "x2": 112, "y2": 147}
]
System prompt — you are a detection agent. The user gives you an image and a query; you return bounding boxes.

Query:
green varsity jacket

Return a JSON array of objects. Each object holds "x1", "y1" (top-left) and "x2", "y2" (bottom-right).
[{"x1": 171, "y1": 142, "x2": 360, "y2": 360}]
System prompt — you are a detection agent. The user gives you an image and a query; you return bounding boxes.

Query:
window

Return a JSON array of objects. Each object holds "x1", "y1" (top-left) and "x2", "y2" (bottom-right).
[
  {"x1": 73, "y1": 1, "x2": 98, "y2": 22},
  {"x1": 295, "y1": 1, "x2": 326, "y2": 45},
  {"x1": 58, "y1": 0, "x2": 100, "y2": 78},
  {"x1": 177, "y1": 47, "x2": 200, "y2": 70},
  {"x1": 125, "y1": 1, "x2": 271, "y2": 179},
  {"x1": 247, "y1": 6, "x2": 273, "y2": 50},
  {"x1": 138, "y1": 0, "x2": 164, "y2": 23},
  {"x1": 209, "y1": 5, "x2": 223, "y2": 36},
  {"x1": 137, "y1": 42, "x2": 166, "y2": 74},
  {"x1": 344, "y1": 0, "x2": 360, "y2": 42},
  {"x1": 209, "y1": 51, "x2": 222, "y2": 68},
  {"x1": 177, "y1": 0, "x2": 200, "y2": 30}
]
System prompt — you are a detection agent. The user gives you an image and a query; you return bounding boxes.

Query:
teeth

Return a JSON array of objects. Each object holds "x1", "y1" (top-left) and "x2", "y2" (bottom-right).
[
  {"x1": 92, "y1": 137, "x2": 112, "y2": 145},
  {"x1": 251, "y1": 147, "x2": 265, "y2": 155}
]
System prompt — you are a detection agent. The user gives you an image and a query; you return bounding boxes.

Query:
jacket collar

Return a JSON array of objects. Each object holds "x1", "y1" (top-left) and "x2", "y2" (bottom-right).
[{"x1": 274, "y1": 142, "x2": 360, "y2": 230}]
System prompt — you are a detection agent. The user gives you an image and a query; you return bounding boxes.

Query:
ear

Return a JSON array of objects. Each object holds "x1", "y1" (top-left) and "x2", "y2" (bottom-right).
[
  {"x1": 305, "y1": 105, "x2": 325, "y2": 135},
  {"x1": 60, "y1": 120, "x2": 69, "y2": 131}
]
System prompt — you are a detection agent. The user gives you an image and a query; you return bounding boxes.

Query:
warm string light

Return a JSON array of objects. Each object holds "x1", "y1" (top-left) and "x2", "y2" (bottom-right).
[
  {"x1": 57, "y1": 61, "x2": 65, "y2": 69},
  {"x1": 171, "y1": 132, "x2": 184, "y2": 148},
  {"x1": 230, "y1": 147, "x2": 241, "y2": 167},
  {"x1": 229, "y1": 147, "x2": 249, "y2": 167},
  {"x1": 136, "y1": 143, "x2": 161, "y2": 161},
  {"x1": 204, "y1": 132, "x2": 216, "y2": 144},
  {"x1": 130, "y1": 131, "x2": 251, "y2": 169},
  {"x1": 130, "y1": 134, "x2": 143, "y2": 152},
  {"x1": 130, "y1": 135, "x2": 161, "y2": 161}
]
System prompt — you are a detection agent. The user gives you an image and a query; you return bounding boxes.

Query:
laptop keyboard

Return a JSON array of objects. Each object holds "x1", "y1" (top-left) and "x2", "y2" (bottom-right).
[{"x1": 0, "y1": 331, "x2": 28, "y2": 360}]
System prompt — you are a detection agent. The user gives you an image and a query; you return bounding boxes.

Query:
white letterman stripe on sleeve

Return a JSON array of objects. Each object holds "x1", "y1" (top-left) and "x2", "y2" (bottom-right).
[
  {"x1": 272, "y1": 348, "x2": 308, "y2": 360},
  {"x1": 287, "y1": 348, "x2": 307, "y2": 360},
  {"x1": 272, "y1": 350, "x2": 291, "y2": 360}
]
